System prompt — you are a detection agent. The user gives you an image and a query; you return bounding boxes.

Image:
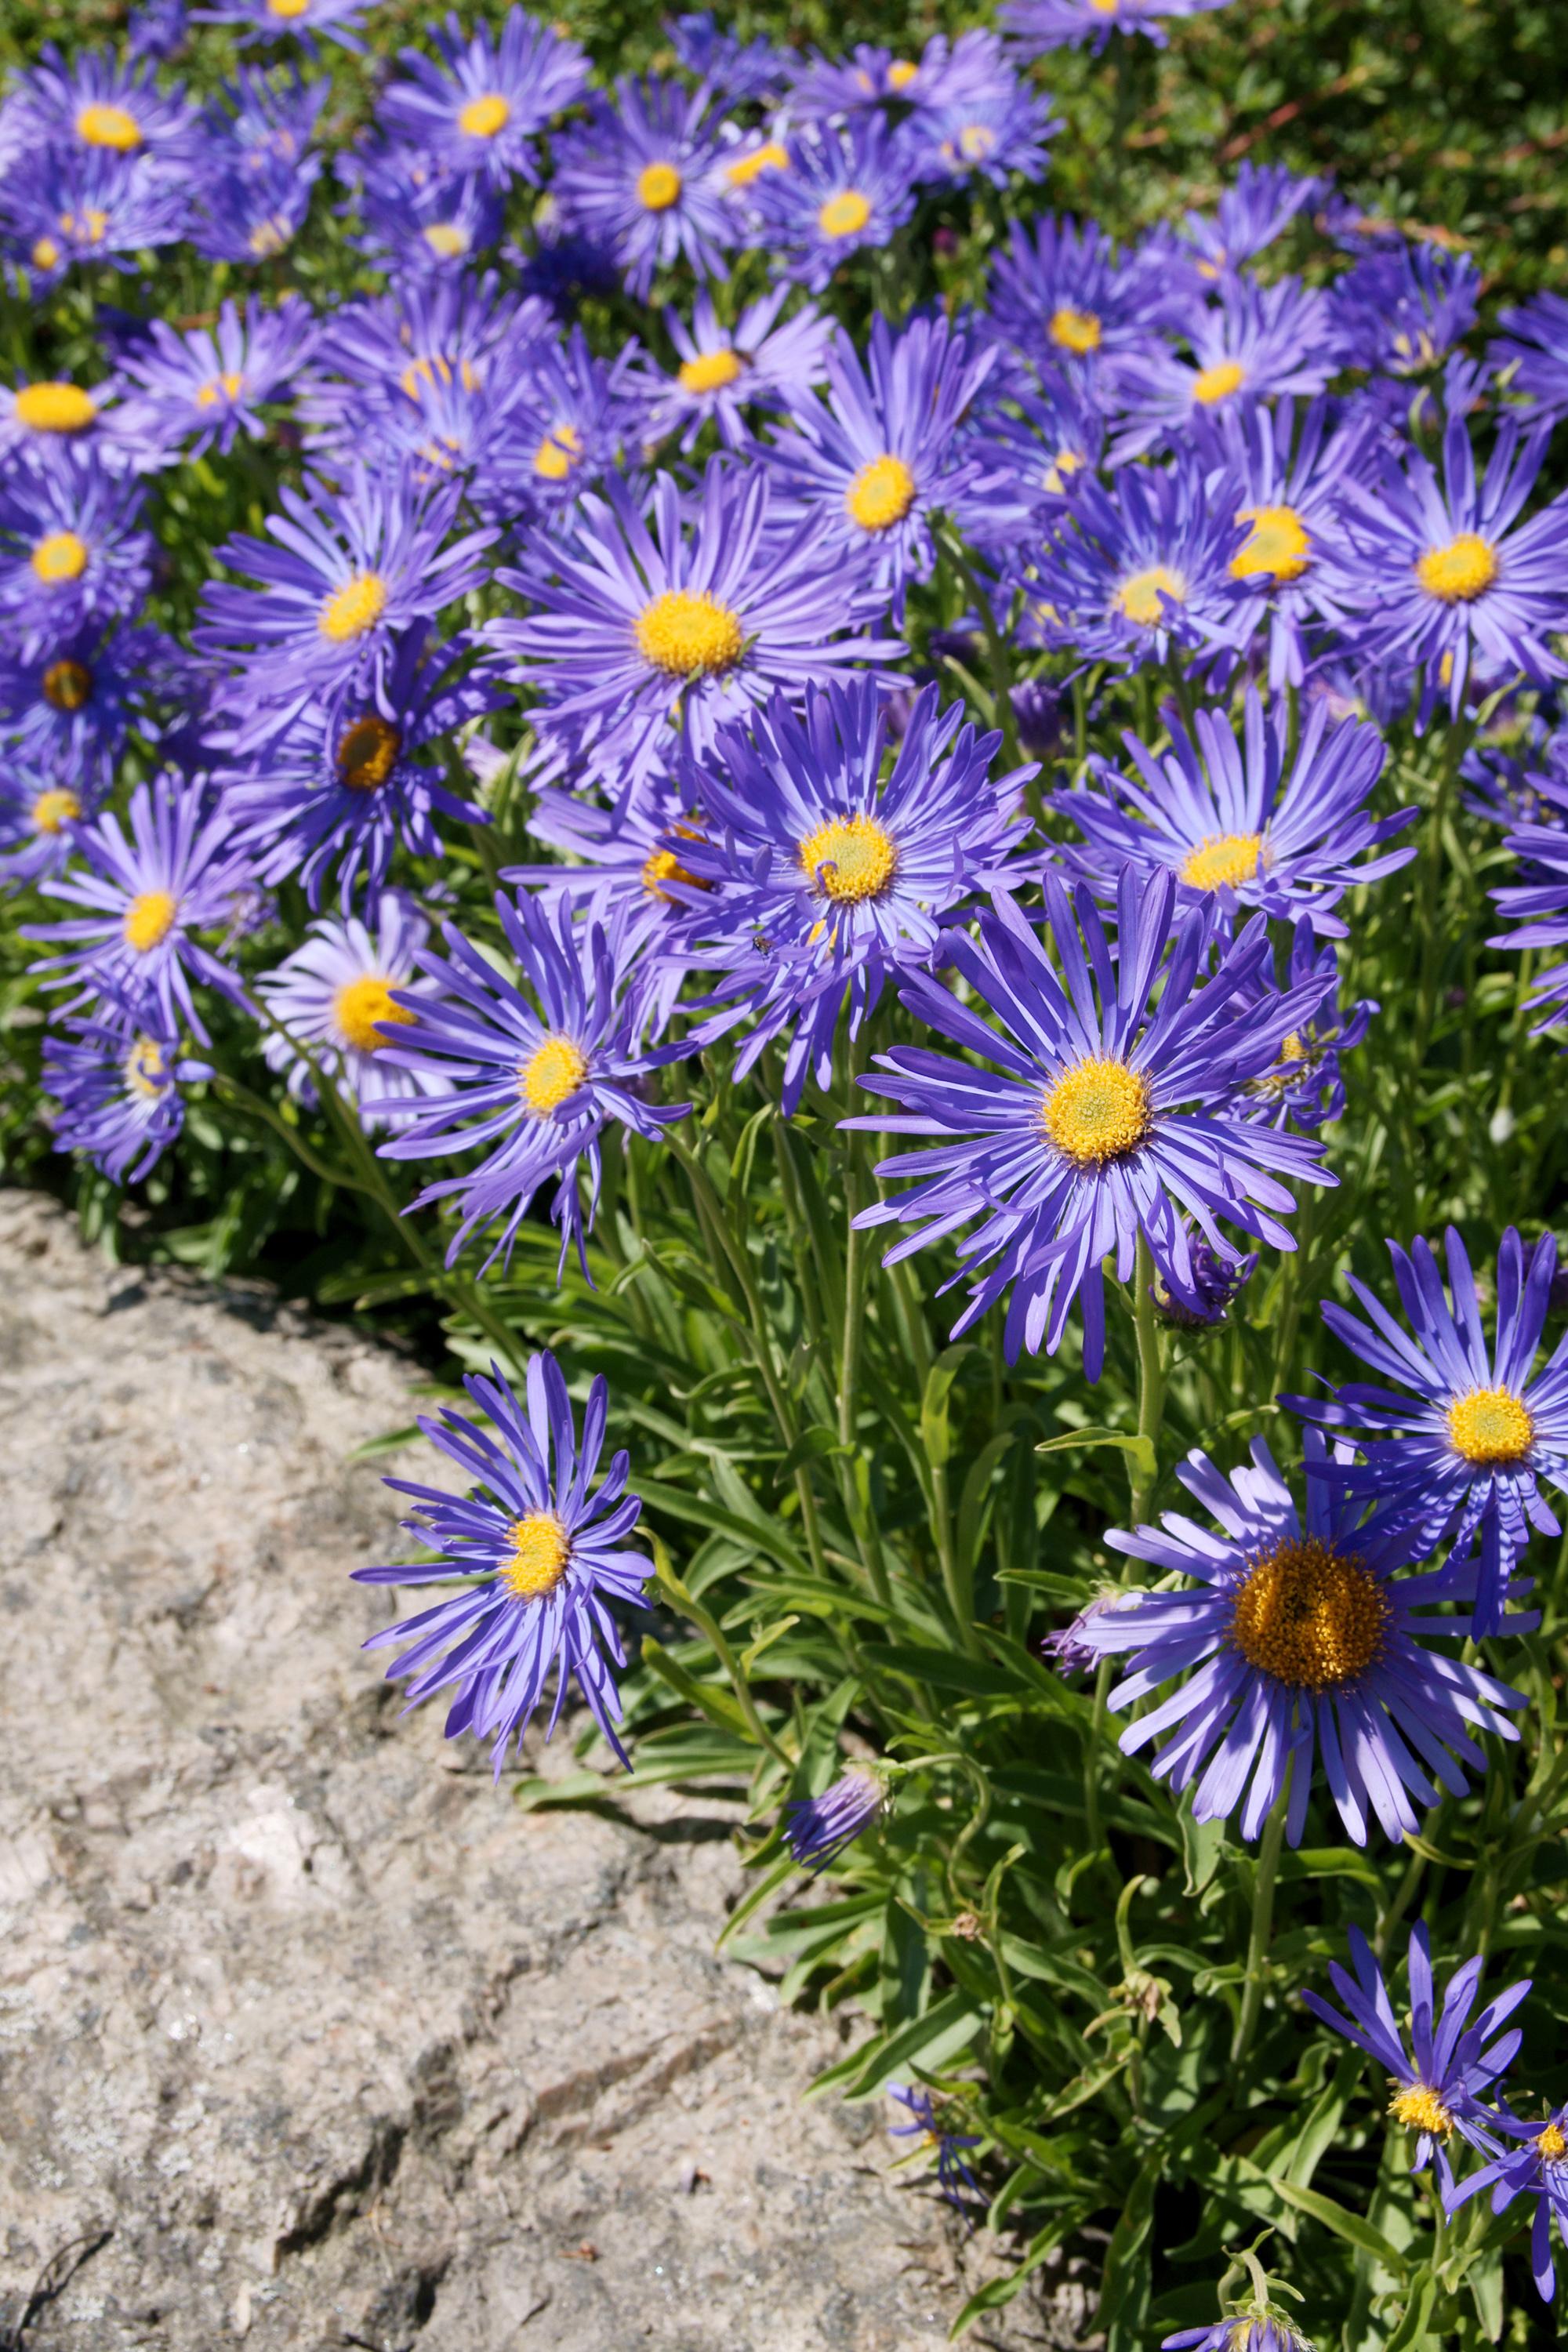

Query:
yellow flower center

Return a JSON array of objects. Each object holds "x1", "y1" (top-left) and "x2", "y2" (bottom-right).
[
  {"x1": 194, "y1": 370, "x2": 246, "y2": 408},
  {"x1": 636, "y1": 161, "x2": 683, "y2": 212},
  {"x1": 123, "y1": 889, "x2": 179, "y2": 953},
  {"x1": 124, "y1": 1036, "x2": 168, "y2": 1099},
  {"x1": 1091, "y1": 0, "x2": 1120, "y2": 13},
  {"x1": 641, "y1": 843, "x2": 707, "y2": 900},
  {"x1": 31, "y1": 237, "x2": 61, "y2": 271},
  {"x1": 1446, "y1": 1385, "x2": 1534, "y2": 1466},
  {"x1": 957, "y1": 122, "x2": 997, "y2": 160},
  {"x1": 14, "y1": 382, "x2": 96, "y2": 434},
  {"x1": 60, "y1": 207, "x2": 111, "y2": 245},
  {"x1": 318, "y1": 571, "x2": 388, "y2": 644},
  {"x1": 1390, "y1": 2082, "x2": 1454, "y2": 2140},
  {"x1": 533, "y1": 421, "x2": 582, "y2": 481},
  {"x1": 1044, "y1": 448, "x2": 1083, "y2": 495},
  {"x1": 459, "y1": 92, "x2": 511, "y2": 139},
  {"x1": 818, "y1": 189, "x2": 871, "y2": 238},
  {"x1": 399, "y1": 353, "x2": 479, "y2": 400},
  {"x1": 1041, "y1": 1055, "x2": 1152, "y2": 1167},
  {"x1": 1537, "y1": 2122, "x2": 1567, "y2": 2161},
  {"x1": 333, "y1": 973, "x2": 415, "y2": 1055},
  {"x1": 423, "y1": 223, "x2": 471, "y2": 259},
  {"x1": 1049, "y1": 306, "x2": 1102, "y2": 355},
  {"x1": 500, "y1": 1510, "x2": 570, "y2": 1600},
  {"x1": 1192, "y1": 358, "x2": 1247, "y2": 405},
  {"x1": 269, "y1": 0, "x2": 310, "y2": 16},
  {"x1": 798, "y1": 814, "x2": 898, "y2": 904},
  {"x1": 678, "y1": 347, "x2": 744, "y2": 394},
  {"x1": 42, "y1": 658, "x2": 92, "y2": 711},
  {"x1": 1231, "y1": 503, "x2": 1311, "y2": 583},
  {"x1": 1115, "y1": 564, "x2": 1187, "y2": 626},
  {"x1": 31, "y1": 787, "x2": 80, "y2": 834},
  {"x1": 845, "y1": 453, "x2": 916, "y2": 532},
  {"x1": 634, "y1": 588, "x2": 745, "y2": 678},
  {"x1": 76, "y1": 102, "x2": 141, "y2": 151},
  {"x1": 248, "y1": 217, "x2": 289, "y2": 260},
  {"x1": 335, "y1": 713, "x2": 401, "y2": 791},
  {"x1": 1416, "y1": 532, "x2": 1498, "y2": 604},
  {"x1": 31, "y1": 529, "x2": 89, "y2": 583},
  {"x1": 520, "y1": 1034, "x2": 589, "y2": 1115},
  {"x1": 725, "y1": 140, "x2": 789, "y2": 187},
  {"x1": 1179, "y1": 831, "x2": 1265, "y2": 892},
  {"x1": 1229, "y1": 1535, "x2": 1391, "y2": 1690}
]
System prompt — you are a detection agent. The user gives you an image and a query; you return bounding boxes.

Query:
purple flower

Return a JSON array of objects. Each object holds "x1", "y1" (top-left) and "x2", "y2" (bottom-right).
[
  {"x1": 1001, "y1": 0, "x2": 1230, "y2": 52},
  {"x1": 634, "y1": 285, "x2": 833, "y2": 452},
  {"x1": 1327, "y1": 242, "x2": 1480, "y2": 376},
  {"x1": 114, "y1": 294, "x2": 319, "y2": 463},
  {"x1": 887, "y1": 2085, "x2": 983, "y2": 2221},
  {"x1": 985, "y1": 212, "x2": 1177, "y2": 383},
  {"x1": 1445, "y1": 2107, "x2": 1568, "y2": 2301},
  {"x1": 783, "y1": 1766, "x2": 884, "y2": 1870},
  {"x1": 746, "y1": 118, "x2": 917, "y2": 293},
  {"x1": 379, "y1": 11, "x2": 590, "y2": 186},
  {"x1": 0, "y1": 445, "x2": 154, "y2": 654},
  {"x1": 257, "y1": 891, "x2": 448, "y2": 1129},
  {"x1": 43, "y1": 1005, "x2": 207, "y2": 1184},
  {"x1": 1109, "y1": 278, "x2": 1334, "y2": 462},
  {"x1": 553, "y1": 76, "x2": 735, "y2": 300},
  {"x1": 1491, "y1": 290, "x2": 1568, "y2": 421}
]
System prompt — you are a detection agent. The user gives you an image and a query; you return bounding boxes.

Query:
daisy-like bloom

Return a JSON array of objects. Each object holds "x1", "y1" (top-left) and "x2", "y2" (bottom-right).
[
  {"x1": 964, "y1": 379, "x2": 1104, "y2": 561},
  {"x1": 0, "y1": 619, "x2": 164, "y2": 789},
  {"x1": 680, "y1": 678, "x2": 1041, "y2": 1114},
  {"x1": 197, "y1": 466, "x2": 496, "y2": 741},
  {"x1": 354, "y1": 1353, "x2": 650, "y2": 1773},
  {"x1": 1108, "y1": 278, "x2": 1334, "y2": 462},
  {"x1": 128, "y1": 0, "x2": 190, "y2": 61},
  {"x1": 553, "y1": 77, "x2": 734, "y2": 301},
  {"x1": 1002, "y1": 0, "x2": 1229, "y2": 51},
  {"x1": 350, "y1": 143, "x2": 505, "y2": 278},
  {"x1": 1, "y1": 143, "x2": 191, "y2": 289},
  {"x1": 783, "y1": 1765, "x2": 885, "y2": 1871},
  {"x1": 0, "y1": 769, "x2": 102, "y2": 889},
  {"x1": 1241, "y1": 922, "x2": 1376, "y2": 1131},
  {"x1": 1303, "y1": 1923, "x2": 1524, "y2": 2192},
  {"x1": 27, "y1": 771, "x2": 253, "y2": 1041},
  {"x1": 747, "y1": 119, "x2": 917, "y2": 294},
  {"x1": 1152, "y1": 1225, "x2": 1257, "y2": 1327},
  {"x1": 300, "y1": 269, "x2": 554, "y2": 451},
  {"x1": 192, "y1": 0, "x2": 368, "y2": 52},
  {"x1": 887, "y1": 2086, "x2": 984, "y2": 2221},
  {"x1": 906, "y1": 82, "x2": 1059, "y2": 190},
  {"x1": 222, "y1": 629, "x2": 500, "y2": 909},
  {"x1": 1444, "y1": 2106, "x2": 1568, "y2": 2300},
  {"x1": 480, "y1": 327, "x2": 640, "y2": 528},
  {"x1": 376, "y1": 893, "x2": 691, "y2": 1276},
  {"x1": 1491, "y1": 291, "x2": 1568, "y2": 422},
  {"x1": 1197, "y1": 397, "x2": 1372, "y2": 691},
  {"x1": 1180, "y1": 162, "x2": 1325, "y2": 281},
  {"x1": 851, "y1": 870, "x2": 1334, "y2": 1375},
  {"x1": 765, "y1": 312, "x2": 1008, "y2": 621},
  {"x1": 668, "y1": 11, "x2": 788, "y2": 107},
  {"x1": 788, "y1": 30, "x2": 1014, "y2": 123},
  {"x1": 213, "y1": 61, "x2": 328, "y2": 172},
  {"x1": 0, "y1": 376, "x2": 118, "y2": 465},
  {"x1": 490, "y1": 459, "x2": 898, "y2": 797},
  {"x1": 0, "y1": 447, "x2": 153, "y2": 654},
  {"x1": 1327, "y1": 242, "x2": 1480, "y2": 377},
  {"x1": 9, "y1": 42, "x2": 198, "y2": 166},
  {"x1": 1018, "y1": 448, "x2": 1246, "y2": 674},
  {"x1": 114, "y1": 295, "x2": 319, "y2": 464},
  {"x1": 985, "y1": 213, "x2": 1178, "y2": 382},
  {"x1": 1287, "y1": 1228, "x2": 1568, "y2": 1636},
  {"x1": 1338, "y1": 415, "x2": 1568, "y2": 722},
  {"x1": 190, "y1": 144, "x2": 321, "y2": 264},
  {"x1": 1052, "y1": 689, "x2": 1414, "y2": 938},
  {"x1": 257, "y1": 892, "x2": 446, "y2": 1128},
  {"x1": 380, "y1": 11, "x2": 590, "y2": 186},
  {"x1": 636, "y1": 285, "x2": 833, "y2": 452},
  {"x1": 42, "y1": 1007, "x2": 207, "y2": 1185},
  {"x1": 1073, "y1": 1432, "x2": 1530, "y2": 1844},
  {"x1": 1164, "y1": 2313, "x2": 1315, "y2": 2352},
  {"x1": 1486, "y1": 787, "x2": 1568, "y2": 1040}
]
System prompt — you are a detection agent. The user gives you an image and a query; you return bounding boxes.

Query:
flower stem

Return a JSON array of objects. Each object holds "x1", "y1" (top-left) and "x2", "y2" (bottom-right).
[
  {"x1": 1129, "y1": 1231, "x2": 1166, "y2": 1528},
  {"x1": 1232, "y1": 1778, "x2": 1290, "y2": 2063}
]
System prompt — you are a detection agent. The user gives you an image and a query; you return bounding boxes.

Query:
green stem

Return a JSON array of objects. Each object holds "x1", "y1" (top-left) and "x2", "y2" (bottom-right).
[
  {"x1": 1232, "y1": 1780, "x2": 1290, "y2": 2064},
  {"x1": 1130, "y1": 1231, "x2": 1167, "y2": 1528}
]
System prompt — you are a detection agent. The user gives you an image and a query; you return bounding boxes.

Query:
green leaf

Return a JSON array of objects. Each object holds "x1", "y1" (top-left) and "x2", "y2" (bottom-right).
[
  {"x1": 1036, "y1": 1424, "x2": 1156, "y2": 1482},
  {"x1": 1266, "y1": 2173, "x2": 1407, "y2": 2275},
  {"x1": 810, "y1": 1987, "x2": 984, "y2": 2103},
  {"x1": 919, "y1": 1344, "x2": 974, "y2": 1468},
  {"x1": 1096, "y1": 2151, "x2": 1160, "y2": 2352}
]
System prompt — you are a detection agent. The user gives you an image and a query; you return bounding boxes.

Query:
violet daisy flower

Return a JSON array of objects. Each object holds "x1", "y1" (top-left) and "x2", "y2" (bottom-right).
[
  {"x1": 43, "y1": 1007, "x2": 207, "y2": 1184},
  {"x1": 1001, "y1": 0, "x2": 1230, "y2": 53},
  {"x1": 636, "y1": 285, "x2": 833, "y2": 452},
  {"x1": 114, "y1": 294, "x2": 319, "y2": 464},
  {"x1": 680, "y1": 678, "x2": 1040, "y2": 1114},
  {"x1": 1052, "y1": 688, "x2": 1414, "y2": 938},
  {"x1": 1164, "y1": 2314, "x2": 1314, "y2": 2352},
  {"x1": 1073, "y1": 1432, "x2": 1530, "y2": 1844},
  {"x1": 213, "y1": 61, "x2": 328, "y2": 173},
  {"x1": 300, "y1": 270, "x2": 554, "y2": 449},
  {"x1": 193, "y1": 0, "x2": 368, "y2": 52},
  {"x1": 0, "y1": 619, "x2": 165, "y2": 788},
  {"x1": 963, "y1": 379, "x2": 1105, "y2": 561},
  {"x1": 0, "y1": 771, "x2": 103, "y2": 890},
  {"x1": 1108, "y1": 278, "x2": 1334, "y2": 462},
  {"x1": 1286, "y1": 1227, "x2": 1568, "y2": 1635},
  {"x1": 906, "y1": 82, "x2": 1059, "y2": 189},
  {"x1": 257, "y1": 892, "x2": 448, "y2": 1128},
  {"x1": 348, "y1": 144, "x2": 505, "y2": 277},
  {"x1": 376, "y1": 893, "x2": 691, "y2": 1276},
  {"x1": 9, "y1": 42, "x2": 199, "y2": 165},
  {"x1": 1486, "y1": 790, "x2": 1568, "y2": 1040},
  {"x1": 190, "y1": 144, "x2": 321, "y2": 264},
  {"x1": 783, "y1": 1765, "x2": 885, "y2": 1871},
  {"x1": 887, "y1": 2085, "x2": 983, "y2": 2220},
  {"x1": 354, "y1": 1353, "x2": 650, "y2": 1773},
  {"x1": 1337, "y1": 415, "x2": 1568, "y2": 723},
  {"x1": 0, "y1": 377, "x2": 119, "y2": 463},
  {"x1": 764, "y1": 312, "x2": 1007, "y2": 621},
  {"x1": 1444, "y1": 2107, "x2": 1568, "y2": 2300},
  {"x1": 850, "y1": 870, "x2": 1335, "y2": 1375},
  {"x1": 490, "y1": 459, "x2": 899, "y2": 797},
  {"x1": 1303, "y1": 1923, "x2": 1525, "y2": 2190},
  {"x1": 746, "y1": 119, "x2": 917, "y2": 294},
  {"x1": 554, "y1": 77, "x2": 734, "y2": 301},
  {"x1": 0, "y1": 447, "x2": 153, "y2": 654},
  {"x1": 1327, "y1": 243, "x2": 1480, "y2": 377},
  {"x1": 197, "y1": 465, "x2": 495, "y2": 741},
  {"x1": 1491, "y1": 291, "x2": 1568, "y2": 421},
  {"x1": 1018, "y1": 448, "x2": 1246, "y2": 673},
  {"x1": 128, "y1": 0, "x2": 191, "y2": 62},
  {"x1": 669, "y1": 12, "x2": 787, "y2": 106},
  {"x1": 380, "y1": 11, "x2": 590, "y2": 186},
  {"x1": 27, "y1": 771, "x2": 253, "y2": 1041},
  {"x1": 1, "y1": 143, "x2": 191, "y2": 288},
  {"x1": 478, "y1": 327, "x2": 641, "y2": 528},
  {"x1": 1240, "y1": 922, "x2": 1376, "y2": 1131},
  {"x1": 1180, "y1": 163, "x2": 1326, "y2": 281},
  {"x1": 1152, "y1": 1229, "x2": 1257, "y2": 1327},
  {"x1": 985, "y1": 212, "x2": 1178, "y2": 382},
  {"x1": 221, "y1": 628, "x2": 501, "y2": 909}
]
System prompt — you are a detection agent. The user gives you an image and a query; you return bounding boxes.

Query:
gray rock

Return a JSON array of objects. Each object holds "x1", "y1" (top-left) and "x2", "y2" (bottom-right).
[{"x1": 0, "y1": 1192, "x2": 1060, "y2": 2352}]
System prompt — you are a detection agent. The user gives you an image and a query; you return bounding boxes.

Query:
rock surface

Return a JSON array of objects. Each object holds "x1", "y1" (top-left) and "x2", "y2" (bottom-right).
[{"x1": 0, "y1": 1192, "x2": 1073, "y2": 2352}]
